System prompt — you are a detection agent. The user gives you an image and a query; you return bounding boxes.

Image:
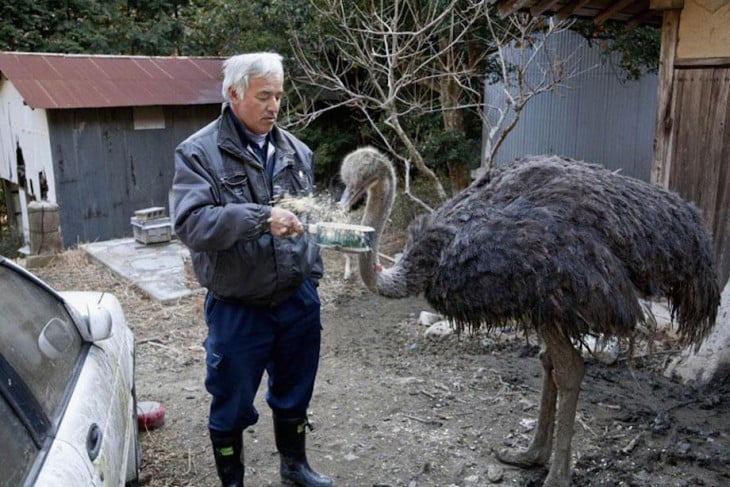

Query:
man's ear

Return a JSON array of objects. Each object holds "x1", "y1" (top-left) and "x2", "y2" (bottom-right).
[{"x1": 228, "y1": 86, "x2": 239, "y2": 100}]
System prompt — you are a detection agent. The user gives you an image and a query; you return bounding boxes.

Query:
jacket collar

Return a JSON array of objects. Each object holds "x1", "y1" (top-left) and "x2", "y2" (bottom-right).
[{"x1": 217, "y1": 103, "x2": 296, "y2": 163}]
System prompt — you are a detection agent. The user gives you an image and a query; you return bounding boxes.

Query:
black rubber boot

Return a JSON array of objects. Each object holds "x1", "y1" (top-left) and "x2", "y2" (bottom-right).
[
  {"x1": 209, "y1": 429, "x2": 244, "y2": 487},
  {"x1": 273, "y1": 415, "x2": 333, "y2": 487}
]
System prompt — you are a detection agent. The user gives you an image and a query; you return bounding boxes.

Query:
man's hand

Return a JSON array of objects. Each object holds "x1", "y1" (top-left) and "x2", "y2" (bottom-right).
[{"x1": 269, "y1": 207, "x2": 304, "y2": 238}]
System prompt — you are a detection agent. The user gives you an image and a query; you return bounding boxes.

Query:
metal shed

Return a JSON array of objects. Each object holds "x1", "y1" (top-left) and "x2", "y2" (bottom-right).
[{"x1": 0, "y1": 52, "x2": 223, "y2": 248}]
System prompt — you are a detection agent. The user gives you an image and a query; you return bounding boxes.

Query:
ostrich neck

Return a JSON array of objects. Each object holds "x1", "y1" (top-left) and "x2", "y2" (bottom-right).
[{"x1": 358, "y1": 173, "x2": 396, "y2": 293}]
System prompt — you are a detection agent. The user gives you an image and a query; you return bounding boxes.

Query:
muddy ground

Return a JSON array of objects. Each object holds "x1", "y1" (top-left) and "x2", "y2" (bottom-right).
[{"x1": 32, "y1": 248, "x2": 728, "y2": 487}]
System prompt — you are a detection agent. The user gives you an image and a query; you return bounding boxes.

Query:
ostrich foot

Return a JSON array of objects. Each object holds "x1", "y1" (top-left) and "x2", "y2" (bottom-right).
[
  {"x1": 495, "y1": 445, "x2": 550, "y2": 468},
  {"x1": 542, "y1": 470, "x2": 571, "y2": 487}
]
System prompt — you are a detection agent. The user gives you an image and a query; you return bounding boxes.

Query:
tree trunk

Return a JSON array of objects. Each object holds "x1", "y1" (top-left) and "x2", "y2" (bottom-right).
[{"x1": 439, "y1": 39, "x2": 470, "y2": 192}]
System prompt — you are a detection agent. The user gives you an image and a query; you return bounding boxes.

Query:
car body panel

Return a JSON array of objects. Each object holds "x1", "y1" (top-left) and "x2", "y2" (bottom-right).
[
  {"x1": 34, "y1": 346, "x2": 126, "y2": 486},
  {"x1": 0, "y1": 258, "x2": 138, "y2": 487}
]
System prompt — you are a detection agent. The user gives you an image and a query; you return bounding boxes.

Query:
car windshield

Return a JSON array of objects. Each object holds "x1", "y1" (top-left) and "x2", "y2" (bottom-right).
[{"x1": 0, "y1": 264, "x2": 83, "y2": 417}]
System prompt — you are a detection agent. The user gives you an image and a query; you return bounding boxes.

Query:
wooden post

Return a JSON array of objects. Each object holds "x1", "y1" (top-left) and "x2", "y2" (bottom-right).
[{"x1": 651, "y1": 9, "x2": 681, "y2": 187}]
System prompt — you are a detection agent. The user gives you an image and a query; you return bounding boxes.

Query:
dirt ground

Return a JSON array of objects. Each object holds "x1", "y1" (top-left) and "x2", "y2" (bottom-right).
[{"x1": 31, "y1": 248, "x2": 729, "y2": 487}]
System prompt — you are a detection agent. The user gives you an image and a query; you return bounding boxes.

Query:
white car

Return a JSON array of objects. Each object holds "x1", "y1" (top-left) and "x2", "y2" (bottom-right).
[{"x1": 0, "y1": 257, "x2": 139, "y2": 486}]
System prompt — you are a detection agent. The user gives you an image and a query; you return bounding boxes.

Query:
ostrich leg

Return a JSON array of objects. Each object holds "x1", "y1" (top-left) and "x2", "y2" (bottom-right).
[
  {"x1": 496, "y1": 348, "x2": 557, "y2": 467},
  {"x1": 540, "y1": 326, "x2": 585, "y2": 487}
]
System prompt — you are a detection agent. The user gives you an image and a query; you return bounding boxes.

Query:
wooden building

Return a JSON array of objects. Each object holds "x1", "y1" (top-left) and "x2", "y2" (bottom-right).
[
  {"x1": 494, "y1": 0, "x2": 730, "y2": 288},
  {"x1": 0, "y1": 52, "x2": 223, "y2": 248}
]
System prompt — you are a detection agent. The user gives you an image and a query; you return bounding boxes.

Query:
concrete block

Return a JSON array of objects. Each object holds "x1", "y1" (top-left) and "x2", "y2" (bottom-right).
[
  {"x1": 418, "y1": 311, "x2": 442, "y2": 326},
  {"x1": 29, "y1": 230, "x2": 63, "y2": 255},
  {"x1": 24, "y1": 253, "x2": 57, "y2": 268},
  {"x1": 425, "y1": 320, "x2": 455, "y2": 339},
  {"x1": 134, "y1": 206, "x2": 166, "y2": 221},
  {"x1": 580, "y1": 335, "x2": 620, "y2": 365},
  {"x1": 27, "y1": 200, "x2": 62, "y2": 255},
  {"x1": 664, "y1": 280, "x2": 730, "y2": 386},
  {"x1": 28, "y1": 201, "x2": 60, "y2": 233}
]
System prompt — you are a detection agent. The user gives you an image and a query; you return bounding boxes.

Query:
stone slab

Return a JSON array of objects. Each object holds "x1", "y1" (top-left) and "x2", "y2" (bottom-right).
[{"x1": 80, "y1": 238, "x2": 204, "y2": 304}]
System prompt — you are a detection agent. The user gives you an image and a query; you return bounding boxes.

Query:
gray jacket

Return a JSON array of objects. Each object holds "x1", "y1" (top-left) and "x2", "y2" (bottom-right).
[{"x1": 172, "y1": 105, "x2": 323, "y2": 306}]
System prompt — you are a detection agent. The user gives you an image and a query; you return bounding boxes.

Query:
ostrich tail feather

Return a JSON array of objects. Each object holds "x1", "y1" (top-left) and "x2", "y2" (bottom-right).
[{"x1": 671, "y1": 270, "x2": 720, "y2": 351}]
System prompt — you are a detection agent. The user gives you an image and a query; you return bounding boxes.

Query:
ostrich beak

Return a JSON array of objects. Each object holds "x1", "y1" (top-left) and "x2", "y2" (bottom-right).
[
  {"x1": 340, "y1": 176, "x2": 377, "y2": 210},
  {"x1": 339, "y1": 186, "x2": 363, "y2": 211}
]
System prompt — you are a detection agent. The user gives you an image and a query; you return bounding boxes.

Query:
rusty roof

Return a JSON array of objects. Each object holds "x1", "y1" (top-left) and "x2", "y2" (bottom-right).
[{"x1": 0, "y1": 52, "x2": 224, "y2": 109}]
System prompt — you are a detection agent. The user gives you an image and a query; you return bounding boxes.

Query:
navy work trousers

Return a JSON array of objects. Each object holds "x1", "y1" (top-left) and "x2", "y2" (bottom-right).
[{"x1": 203, "y1": 278, "x2": 322, "y2": 434}]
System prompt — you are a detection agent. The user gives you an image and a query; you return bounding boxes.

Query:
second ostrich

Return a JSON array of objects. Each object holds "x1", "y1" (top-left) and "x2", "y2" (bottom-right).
[{"x1": 338, "y1": 147, "x2": 720, "y2": 487}]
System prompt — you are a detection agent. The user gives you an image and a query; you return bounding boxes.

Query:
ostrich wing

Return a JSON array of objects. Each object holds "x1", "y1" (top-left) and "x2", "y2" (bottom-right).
[{"x1": 424, "y1": 200, "x2": 643, "y2": 339}]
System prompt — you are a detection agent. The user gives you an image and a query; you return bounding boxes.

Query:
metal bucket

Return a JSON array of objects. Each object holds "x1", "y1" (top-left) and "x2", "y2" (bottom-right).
[{"x1": 309, "y1": 222, "x2": 374, "y2": 253}]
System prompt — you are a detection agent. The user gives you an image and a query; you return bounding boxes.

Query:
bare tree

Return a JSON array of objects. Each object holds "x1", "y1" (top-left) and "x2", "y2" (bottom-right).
[
  {"x1": 481, "y1": 13, "x2": 579, "y2": 173},
  {"x1": 289, "y1": 0, "x2": 577, "y2": 208}
]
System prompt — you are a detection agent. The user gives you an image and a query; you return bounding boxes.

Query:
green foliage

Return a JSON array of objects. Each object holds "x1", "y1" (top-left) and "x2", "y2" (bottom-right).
[
  {"x1": 0, "y1": 235, "x2": 23, "y2": 259},
  {"x1": 179, "y1": 0, "x2": 309, "y2": 57},
  {"x1": 419, "y1": 130, "x2": 481, "y2": 174},
  {"x1": 0, "y1": 233, "x2": 23, "y2": 259},
  {"x1": 0, "y1": 0, "x2": 113, "y2": 53},
  {"x1": 0, "y1": 183, "x2": 22, "y2": 258},
  {"x1": 573, "y1": 20, "x2": 661, "y2": 80},
  {"x1": 0, "y1": 0, "x2": 189, "y2": 55},
  {"x1": 291, "y1": 109, "x2": 359, "y2": 190},
  {"x1": 409, "y1": 111, "x2": 481, "y2": 174},
  {"x1": 110, "y1": 0, "x2": 187, "y2": 55}
]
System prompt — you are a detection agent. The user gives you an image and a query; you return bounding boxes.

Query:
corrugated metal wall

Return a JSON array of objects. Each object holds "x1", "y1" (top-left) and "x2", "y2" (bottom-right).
[
  {"x1": 48, "y1": 105, "x2": 220, "y2": 246},
  {"x1": 487, "y1": 31, "x2": 658, "y2": 181}
]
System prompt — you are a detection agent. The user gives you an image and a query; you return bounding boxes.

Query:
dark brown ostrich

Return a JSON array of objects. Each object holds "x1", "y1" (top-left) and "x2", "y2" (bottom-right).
[{"x1": 338, "y1": 147, "x2": 720, "y2": 487}]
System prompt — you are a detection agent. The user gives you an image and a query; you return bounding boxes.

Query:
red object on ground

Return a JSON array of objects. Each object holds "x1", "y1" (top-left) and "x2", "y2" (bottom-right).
[{"x1": 137, "y1": 401, "x2": 165, "y2": 431}]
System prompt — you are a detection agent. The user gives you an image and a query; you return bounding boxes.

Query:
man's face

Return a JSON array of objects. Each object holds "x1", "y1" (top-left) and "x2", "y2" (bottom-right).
[{"x1": 229, "y1": 75, "x2": 283, "y2": 135}]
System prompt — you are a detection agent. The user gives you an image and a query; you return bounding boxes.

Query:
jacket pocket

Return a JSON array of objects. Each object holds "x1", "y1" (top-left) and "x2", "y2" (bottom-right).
[
  {"x1": 219, "y1": 172, "x2": 253, "y2": 203},
  {"x1": 273, "y1": 166, "x2": 312, "y2": 199}
]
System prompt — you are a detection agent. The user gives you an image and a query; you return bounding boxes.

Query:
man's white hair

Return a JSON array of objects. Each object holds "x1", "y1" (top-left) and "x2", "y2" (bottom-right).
[{"x1": 221, "y1": 52, "x2": 284, "y2": 102}]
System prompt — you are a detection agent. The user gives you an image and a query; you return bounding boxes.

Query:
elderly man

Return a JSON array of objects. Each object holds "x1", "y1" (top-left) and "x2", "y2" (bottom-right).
[{"x1": 171, "y1": 52, "x2": 333, "y2": 487}]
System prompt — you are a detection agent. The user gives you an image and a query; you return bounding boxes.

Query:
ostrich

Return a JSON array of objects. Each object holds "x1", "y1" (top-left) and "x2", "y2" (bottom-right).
[{"x1": 338, "y1": 147, "x2": 720, "y2": 487}]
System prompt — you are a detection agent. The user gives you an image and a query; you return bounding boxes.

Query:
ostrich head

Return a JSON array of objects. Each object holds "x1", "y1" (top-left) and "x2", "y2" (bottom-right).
[
  {"x1": 339, "y1": 147, "x2": 396, "y2": 293},
  {"x1": 339, "y1": 147, "x2": 442, "y2": 298},
  {"x1": 339, "y1": 146, "x2": 396, "y2": 216}
]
